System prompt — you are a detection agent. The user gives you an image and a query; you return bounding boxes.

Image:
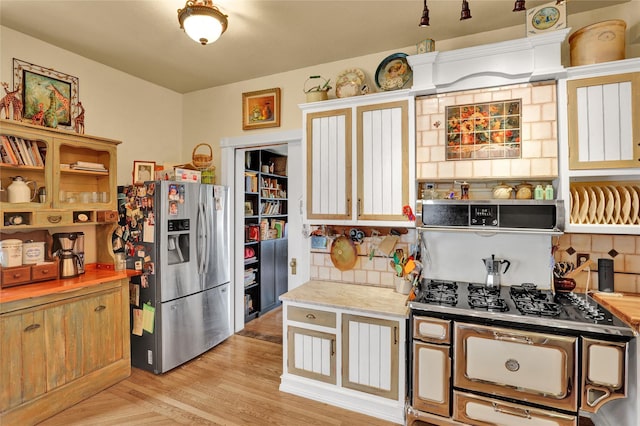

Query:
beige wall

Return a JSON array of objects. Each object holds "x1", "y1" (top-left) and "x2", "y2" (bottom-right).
[
  {"x1": 182, "y1": 2, "x2": 640, "y2": 176},
  {"x1": 0, "y1": 26, "x2": 183, "y2": 186}
]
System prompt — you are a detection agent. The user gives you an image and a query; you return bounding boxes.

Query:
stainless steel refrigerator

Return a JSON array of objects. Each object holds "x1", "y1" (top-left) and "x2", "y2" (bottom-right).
[{"x1": 121, "y1": 181, "x2": 231, "y2": 374}]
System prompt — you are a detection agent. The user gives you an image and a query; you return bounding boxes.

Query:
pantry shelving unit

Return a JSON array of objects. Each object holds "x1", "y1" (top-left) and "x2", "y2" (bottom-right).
[{"x1": 243, "y1": 149, "x2": 288, "y2": 323}]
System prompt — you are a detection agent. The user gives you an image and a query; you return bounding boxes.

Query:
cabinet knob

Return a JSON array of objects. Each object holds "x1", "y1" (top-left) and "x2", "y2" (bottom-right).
[
  {"x1": 47, "y1": 215, "x2": 62, "y2": 223},
  {"x1": 306, "y1": 313, "x2": 316, "y2": 319},
  {"x1": 94, "y1": 305, "x2": 106, "y2": 312}
]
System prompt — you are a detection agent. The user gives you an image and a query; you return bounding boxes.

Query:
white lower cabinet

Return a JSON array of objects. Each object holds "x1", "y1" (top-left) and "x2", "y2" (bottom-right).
[
  {"x1": 280, "y1": 302, "x2": 406, "y2": 424},
  {"x1": 454, "y1": 392, "x2": 577, "y2": 426},
  {"x1": 341, "y1": 314, "x2": 399, "y2": 399}
]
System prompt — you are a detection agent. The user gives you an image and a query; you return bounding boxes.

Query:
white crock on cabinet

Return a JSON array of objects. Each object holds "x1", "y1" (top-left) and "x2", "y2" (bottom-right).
[{"x1": 301, "y1": 90, "x2": 415, "y2": 227}]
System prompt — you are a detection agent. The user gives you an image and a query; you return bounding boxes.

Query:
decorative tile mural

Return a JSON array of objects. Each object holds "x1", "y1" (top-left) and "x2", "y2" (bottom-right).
[{"x1": 446, "y1": 100, "x2": 521, "y2": 160}]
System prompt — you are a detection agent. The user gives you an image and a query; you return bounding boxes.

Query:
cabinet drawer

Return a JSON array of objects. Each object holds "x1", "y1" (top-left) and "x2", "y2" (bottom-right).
[
  {"x1": 1, "y1": 265, "x2": 31, "y2": 288},
  {"x1": 31, "y1": 262, "x2": 59, "y2": 282},
  {"x1": 288, "y1": 306, "x2": 336, "y2": 328},
  {"x1": 97, "y1": 210, "x2": 118, "y2": 222},
  {"x1": 413, "y1": 316, "x2": 450, "y2": 344},
  {"x1": 453, "y1": 391, "x2": 576, "y2": 426},
  {"x1": 34, "y1": 210, "x2": 72, "y2": 226}
]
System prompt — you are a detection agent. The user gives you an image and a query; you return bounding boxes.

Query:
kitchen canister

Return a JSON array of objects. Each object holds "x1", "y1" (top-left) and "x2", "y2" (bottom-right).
[
  {"x1": 569, "y1": 20, "x2": 626, "y2": 66},
  {"x1": 22, "y1": 240, "x2": 45, "y2": 265},
  {"x1": 0, "y1": 239, "x2": 23, "y2": 268}
]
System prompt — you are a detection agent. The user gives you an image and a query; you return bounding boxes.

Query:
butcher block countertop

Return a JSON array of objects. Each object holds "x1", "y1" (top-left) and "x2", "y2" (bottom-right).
[
  {"x1": 0, "y1": 265, "x2": 138, "y2": 313},
  {"x1": 592, "y1": 292, "x2": 640, "y2": 333},
  {"x1": 280, "y1": 280, "x2": 409, "y2": 318}
]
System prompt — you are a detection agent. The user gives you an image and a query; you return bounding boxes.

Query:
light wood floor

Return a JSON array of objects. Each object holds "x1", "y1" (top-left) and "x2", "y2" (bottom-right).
[{"x1": 39, "y1": 307, "x2": 396, "y2": 426}]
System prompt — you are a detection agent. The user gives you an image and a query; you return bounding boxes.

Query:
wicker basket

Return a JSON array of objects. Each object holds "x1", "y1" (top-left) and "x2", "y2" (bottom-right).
[{"x1": 192, "y1": 143, "x2": 213, "y2": 170}]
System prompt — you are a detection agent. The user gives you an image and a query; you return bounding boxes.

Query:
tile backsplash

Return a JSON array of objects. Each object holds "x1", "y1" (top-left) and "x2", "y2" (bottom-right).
[
  {"x1": 415, "y1": 80, "x2": 558, "y2": 180},
  {"x1": 309, "y1": 231, "x2": 416, "y2": 289},
  {"x1": 554, "y1": 233, "x2": 640, "y2": 294}
]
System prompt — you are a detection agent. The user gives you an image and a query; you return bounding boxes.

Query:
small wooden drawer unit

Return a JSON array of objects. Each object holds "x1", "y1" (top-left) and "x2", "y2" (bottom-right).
[
  {"x1": 0, "y1": 260, "x2": 59, "y2": 288},
  {"x1": 287, "y1": 305, "x2": 336, "y2": 328},
  {"x1": 0, "y1": 266, "x2": 32, "y2": 288}
]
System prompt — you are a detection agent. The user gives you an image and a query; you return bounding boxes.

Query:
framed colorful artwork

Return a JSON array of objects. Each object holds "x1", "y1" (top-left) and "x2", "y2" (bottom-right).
[
  {"x1": 242, "y1": 88, "x2": 281, "y2": 130},
  {"x1": 133, "y1": 161, "x2": 155, "y2": 185},
  {"x1": 13, "y1": 58, "x2": 79, "y2": 129},
  {"x1": 526, "y1": 1, "x2": 566, "y2": 36}
]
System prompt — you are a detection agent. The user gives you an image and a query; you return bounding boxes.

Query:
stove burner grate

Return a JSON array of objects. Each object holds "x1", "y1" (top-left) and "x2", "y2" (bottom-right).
[
  {"x1": 510, "y1": 284, "x2": 561, "y2": 317},
  {"x1": 467, "y1": 283, "x2": 508, "y2": 312},
  {"x1": 417, "y1": 280, "x2": 459, "y2": 306}
]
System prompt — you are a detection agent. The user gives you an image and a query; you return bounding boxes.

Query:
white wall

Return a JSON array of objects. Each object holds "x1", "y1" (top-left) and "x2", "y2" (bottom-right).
[{"x1": 0, "y1": 26, "x2": 183, "y2": 186}]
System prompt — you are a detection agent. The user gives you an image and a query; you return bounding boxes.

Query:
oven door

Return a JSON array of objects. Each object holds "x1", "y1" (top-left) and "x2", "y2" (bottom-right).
[{"x1": 454, "y1": 322, "x2": 578, "y2": 412}]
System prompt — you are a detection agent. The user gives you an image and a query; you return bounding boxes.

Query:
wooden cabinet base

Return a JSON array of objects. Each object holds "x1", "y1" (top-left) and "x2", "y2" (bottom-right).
[
  {"x1": 0, "y1": 278, "x2": 131, "y2": 426},
  {"x1": 1, "y1": 359, "x2": 130, "y2": 426}
]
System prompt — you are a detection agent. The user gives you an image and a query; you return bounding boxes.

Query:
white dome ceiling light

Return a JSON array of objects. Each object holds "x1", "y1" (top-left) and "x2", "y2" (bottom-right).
[{"x1": 178, "y1": 0, "x2": 228, "y2": 45}]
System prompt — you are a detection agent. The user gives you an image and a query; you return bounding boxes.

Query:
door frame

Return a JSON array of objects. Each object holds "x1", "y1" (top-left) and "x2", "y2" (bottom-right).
[{"x1": 220, "y1": 129, "x2": 307, "y2": 332}]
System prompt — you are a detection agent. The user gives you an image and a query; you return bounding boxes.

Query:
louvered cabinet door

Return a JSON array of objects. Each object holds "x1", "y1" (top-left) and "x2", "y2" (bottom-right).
[
  {"x1": 357, "y1": 100, "x2": 409, "y2": 221},
  {"x1": 341, "y1": 314, "x2": 399, "y2": 399},
  {"x1": 568, "y1": 72, "x2": 640, "y2": 169},
  {"x1": 306, "y1": 109, "x2": 352, "y2": 220}
]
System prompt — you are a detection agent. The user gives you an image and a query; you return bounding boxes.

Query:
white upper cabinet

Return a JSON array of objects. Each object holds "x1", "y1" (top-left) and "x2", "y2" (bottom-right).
[
  {"x1": 302, "y1": 91, "x2": 414, "y2": 226},
  {"x1": 568, "y1": 72, "x2": 640, "y2": 170},
  {"x1": 557, "y1": 58, "x2": 640, "y2": 235}
]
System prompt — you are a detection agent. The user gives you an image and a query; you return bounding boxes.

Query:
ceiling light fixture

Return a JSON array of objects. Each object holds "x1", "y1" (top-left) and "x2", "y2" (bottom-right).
[
  {"x1": 419, "y1": 0, "x2": 430, "y2": 26},
  {"x1": 513, "y1": 0, "x2": 526, "y2": 11},
  {"x1": 178, "y1": 0, "x2": 228, "y2": 45},
  {"x1": 460, "y1": 0, "x2": 472, "y2": 20}
]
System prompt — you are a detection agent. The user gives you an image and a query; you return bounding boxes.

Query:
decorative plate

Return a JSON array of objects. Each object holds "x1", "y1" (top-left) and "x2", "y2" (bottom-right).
[
  {"x1": 375, "y1": 53, "x2": 412, "y2": 91},
  {"x1": 336, "y1": 68, "x2": 365, "y2": 98}
]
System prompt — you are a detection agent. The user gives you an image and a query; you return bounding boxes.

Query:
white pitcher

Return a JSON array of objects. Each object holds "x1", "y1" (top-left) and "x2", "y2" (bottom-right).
[{"x1": 7, "y1": 176, "x2": 37, "y2": 203}]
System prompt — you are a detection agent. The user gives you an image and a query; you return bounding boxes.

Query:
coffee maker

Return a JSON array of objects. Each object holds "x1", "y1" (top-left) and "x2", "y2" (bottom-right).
[{"x1": 52, "y1": 232, "x2": 82, "y2": 278}]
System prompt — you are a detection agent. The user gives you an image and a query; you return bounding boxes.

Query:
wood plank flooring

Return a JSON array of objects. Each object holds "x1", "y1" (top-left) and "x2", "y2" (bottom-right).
[{"x1": 39, "y1": 307, "x2": 396, "y2": 426}]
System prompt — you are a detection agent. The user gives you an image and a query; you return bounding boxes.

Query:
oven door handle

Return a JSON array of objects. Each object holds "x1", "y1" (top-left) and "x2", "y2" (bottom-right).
[
  {"x1": 492, "y1": 331, "x2": 533, "y2": 345},
  {"x1": 585, "y1": 385, "x2": 611, "y2": 407},
  {"x1": 492, "y1": 402, "x2": 532, "y2": 419}
]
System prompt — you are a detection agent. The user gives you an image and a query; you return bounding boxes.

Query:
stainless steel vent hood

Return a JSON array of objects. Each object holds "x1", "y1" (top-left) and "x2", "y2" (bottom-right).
[{"x1": 417, "y1": 199, "x2": 564, "y2": 235}]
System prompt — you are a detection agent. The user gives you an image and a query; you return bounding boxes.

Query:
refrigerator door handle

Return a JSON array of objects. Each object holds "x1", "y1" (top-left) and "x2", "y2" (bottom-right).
[
  {"x1": 197, "y1": 201, "x2": 206, "y2": 275},
  {"x1": 203, "y1": 201, "x2": 211, "y2": 275}
]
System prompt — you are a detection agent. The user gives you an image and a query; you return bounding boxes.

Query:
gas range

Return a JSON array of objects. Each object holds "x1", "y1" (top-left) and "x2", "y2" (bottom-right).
[{"x1": 409, "y1": 279, "x2": 635, "y2": 338}]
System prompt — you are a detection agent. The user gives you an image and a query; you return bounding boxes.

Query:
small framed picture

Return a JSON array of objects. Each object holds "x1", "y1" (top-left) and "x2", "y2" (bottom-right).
[
  {"x1": 244, "y1": 201, "x2": 254, "y2": 215},
  {"x1": 133, "y1": 161, "x2": 156, "y2": 185},
  {"x1": 242, "y1": 88, "x2": 281, "y2": 130},
  {"x1": 526, "y1": 1, "x2": 566, "y2": 37}
]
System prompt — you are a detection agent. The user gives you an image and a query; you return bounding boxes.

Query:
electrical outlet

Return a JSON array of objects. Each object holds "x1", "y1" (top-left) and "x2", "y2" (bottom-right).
[{"x1": 577, "y1": 253, "x2": 590, "y2": 266}]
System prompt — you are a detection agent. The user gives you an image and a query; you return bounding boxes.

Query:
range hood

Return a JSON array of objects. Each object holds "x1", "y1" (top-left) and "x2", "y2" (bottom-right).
[{"x1": 417, "y1": 199, "x2": 564, "y2": 235}]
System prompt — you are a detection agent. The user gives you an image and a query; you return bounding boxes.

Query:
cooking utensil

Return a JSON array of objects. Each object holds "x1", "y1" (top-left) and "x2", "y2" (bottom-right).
[
  {"x1": 482, "y1": 254, "x2": 511, "y2": 289},
  {"x1": 564, "y1": 259, "x2": 594, "y2": 279},
  {"x1": 330, "y1": 235, "x2": 357, "y2": 271}
]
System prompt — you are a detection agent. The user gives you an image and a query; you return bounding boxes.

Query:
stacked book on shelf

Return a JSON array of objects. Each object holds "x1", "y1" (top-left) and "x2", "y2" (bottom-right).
[
  {"x1": 245, "y1": 172, "x2": 258, "y2": 192},
  {"x1": 70, "y1": 161, "x2": 108, "y2": 173},
  {"x1": 260, "y1": 200, "x2": 282, "y2": 215},
  {"x1": 0, "y1": 135, "x2": 46, "y2": 166},
  {"x1": 244, "y1": 268, "x2": 258, "y2": 287}
]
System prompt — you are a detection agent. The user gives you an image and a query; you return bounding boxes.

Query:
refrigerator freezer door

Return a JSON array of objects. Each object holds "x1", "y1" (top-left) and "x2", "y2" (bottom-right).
[
  {"x1": 159, "y1": 283, "x2": 232, "y2": 373},
  {"x1": 158, "y1": 181, "x2": 201, "y2": 302},
  {"x1": 200, "y1": 185, "x2": 231, "y2": 289}
]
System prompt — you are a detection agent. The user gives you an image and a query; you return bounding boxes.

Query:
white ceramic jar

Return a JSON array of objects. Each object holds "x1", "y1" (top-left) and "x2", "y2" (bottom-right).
[{"x1": 0, "y1": 239, "x2": 23, "y2": 267}]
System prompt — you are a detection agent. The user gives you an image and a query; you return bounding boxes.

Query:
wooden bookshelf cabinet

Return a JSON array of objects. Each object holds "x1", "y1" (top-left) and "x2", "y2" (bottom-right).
[{"x1": 0, "y1": 119, "x2": 119, "y2": 230}]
